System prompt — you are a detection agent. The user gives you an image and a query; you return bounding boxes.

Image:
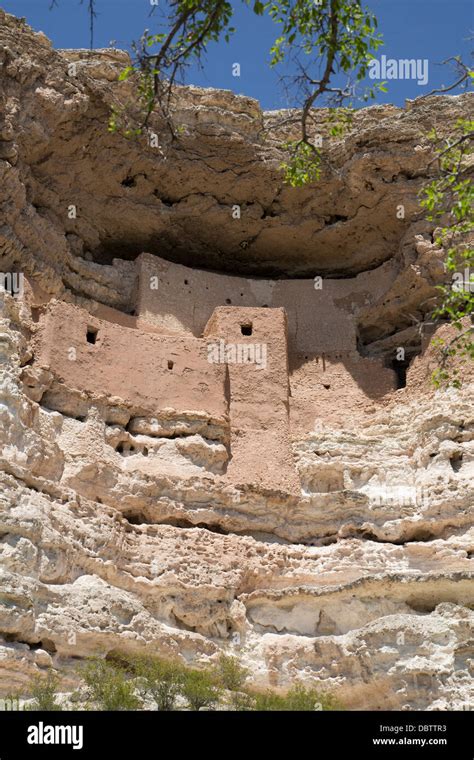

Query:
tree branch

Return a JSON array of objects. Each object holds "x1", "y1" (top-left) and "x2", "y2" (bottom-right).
[
  {"x1": 300, "y1": 0, "x2": 338, "y2": 145},
  {"x1": 415, "y1": 57, "x2": 472, "y2": 99}
]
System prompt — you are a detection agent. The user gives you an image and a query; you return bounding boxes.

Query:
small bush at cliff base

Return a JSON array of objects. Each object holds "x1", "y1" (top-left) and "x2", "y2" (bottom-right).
[
  {"x1": 250, "y1": 684, "x2": 342, "y2": 711},
  {"x1": 181, "y1": 669, "x2": 221, "y2": 711},
  {"x1": 131, "y1": 655, "x2": 185, "y2": 711},
  {"x1": 28, "y1": 670, "x2": 63, "y2": 711},
  {"x1": 229, "y1": 690, "x2": 255, "y2": 711},
  {"x1": 81, "y1": 659, "x2": 142, "y2": 711},
  {"x1": 214, "y1": 654, "x2": 249, "y2": 691},
  {"x1": 284, "y1": 683, "x2": 341, "y2": 711}
]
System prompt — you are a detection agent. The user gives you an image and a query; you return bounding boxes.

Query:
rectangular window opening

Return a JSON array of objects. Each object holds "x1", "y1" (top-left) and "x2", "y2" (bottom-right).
[{"x1": 86, "y1": 327, "x2": 98, "y2": 344}]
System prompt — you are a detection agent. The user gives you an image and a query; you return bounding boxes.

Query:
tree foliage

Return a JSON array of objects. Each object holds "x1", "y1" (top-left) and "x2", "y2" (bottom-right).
[
  {"x1": 49, "y1": 1, "x2": 473, "y2": 378},
  {"x1": 419, "y1": 116, "x2": 474, "y2": 386},
  {"x1": 106, "y1": 0, "x2": 384, "y2": 173}
]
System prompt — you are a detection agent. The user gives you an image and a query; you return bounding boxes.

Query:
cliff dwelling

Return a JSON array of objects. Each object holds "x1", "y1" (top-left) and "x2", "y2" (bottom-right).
[{"x1": 24, "y1": 252, "x2": 402, "y2": 499}]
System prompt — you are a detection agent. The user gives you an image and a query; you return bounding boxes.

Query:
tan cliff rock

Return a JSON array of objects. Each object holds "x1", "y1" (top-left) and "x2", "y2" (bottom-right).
[{"x1": 0, "y1": 10, "x2": 473, "y2": 711}]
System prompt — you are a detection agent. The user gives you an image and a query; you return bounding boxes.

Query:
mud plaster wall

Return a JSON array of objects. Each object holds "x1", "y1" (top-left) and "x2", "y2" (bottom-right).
[
  {"x1": 135, "y1": 253, "x2": 400, "y2": 356},
  {"x1": 205, "y1": 306, "x2": 300, "y2": 494},
  {"x1": 34, "y1": 300, "x2": 228, "y2": 422},
  {"x1": 31, "y1": 251, "x2": 399, "y2": 489},
  {"x1": 32, "y1": 296, "x2": 304, "y2": 492},
  {"x1": 134, "y1": 252, "x2": 397, "y2": 434}
]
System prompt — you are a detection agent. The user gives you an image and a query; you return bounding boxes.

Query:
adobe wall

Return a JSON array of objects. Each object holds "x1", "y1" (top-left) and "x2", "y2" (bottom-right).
[
  {"x1": 204, "y1": 306, "x2": 300, "y2": 495},
  {"x1": 31, "y1": 297, "x2": 303, "y2": 494},
  {"x1": 135, "y1": 253, "x2": 400, "y2": 355},
  {"x1": 29, "y1": 254, "x2": 399, "y2": 495},
  {"x1": 33, "y1": 300, "x2": 227, "y2": 422},
  {"x1": 289, "y1": 355, "x2": 397, "y2": 434}
]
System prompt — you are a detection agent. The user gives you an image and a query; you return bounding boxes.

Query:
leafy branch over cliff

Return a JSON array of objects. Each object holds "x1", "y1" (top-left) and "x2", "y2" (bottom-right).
[
  {"x1": 419, "y1": 116, "x2": 474, "y2": 387},
  {"x1": 50, "y1": 1, "x2": 473, "y2": 380},
  {"x1": 106, "y1": 0, "x2": 384, "y2": 185}
]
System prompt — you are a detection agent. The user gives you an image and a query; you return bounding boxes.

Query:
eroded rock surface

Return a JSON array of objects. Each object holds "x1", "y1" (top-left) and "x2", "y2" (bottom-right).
[{"x1": 0, "y1": 11, "x2": 473, "y2": 710}]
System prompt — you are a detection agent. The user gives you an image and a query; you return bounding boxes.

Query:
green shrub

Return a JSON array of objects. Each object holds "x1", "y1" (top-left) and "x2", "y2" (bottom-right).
[
  {"x1": 251, "y1": 690, "x2": 287, "y2": 711},
  {"x1": 181, "y1": 668, "x2": 221, "y2": 711},
  {"x1": 251, "y1": 683, "x2": 342, "y2": 711},
  {"x1": 132, "y1": 655, "x2": 185, "y2": 711},
  {"x1": 81, "y1": 659, "x2": 142, "y2": 711},
  {"x1": 28, "y1": 670, "x2": 63, "y2": 711},
  {"x1": 229, "y1": 690, "x2": 255, "y2": 711},
  {"x1": 215, "y1": 654, "x2": 248, "y2": 691},
  {"x1": 285, "y1": 683, "x2": 341, "y2": 711}
]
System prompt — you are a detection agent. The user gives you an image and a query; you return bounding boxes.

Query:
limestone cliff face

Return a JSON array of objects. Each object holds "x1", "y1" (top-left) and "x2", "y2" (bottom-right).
[{"x1": 0, "y1": 10, "x2": 473, "y2": 711}]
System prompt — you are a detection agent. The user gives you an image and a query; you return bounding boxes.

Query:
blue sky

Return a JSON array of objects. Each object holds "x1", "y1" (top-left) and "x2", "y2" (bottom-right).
[{"x1": 2, "y1": 0, "x2": 472, "y2": 109}]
